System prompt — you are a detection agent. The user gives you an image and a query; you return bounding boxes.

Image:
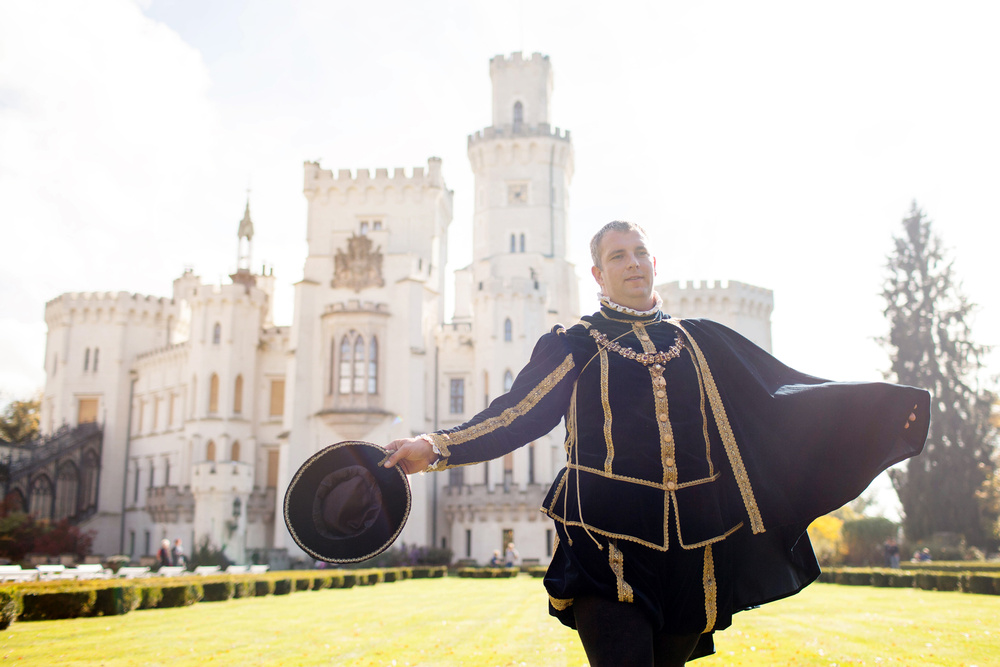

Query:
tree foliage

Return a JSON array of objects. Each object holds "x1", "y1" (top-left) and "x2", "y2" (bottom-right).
[
  {"x1": 0, "y1": 513, "x2": 94, "y2": 563},
  {"x1": 881, "y1": 202, "x2": 997, "y2": 546},
  {"x1": 0, "y1": 394, "x2": 40, "y2": 444}
]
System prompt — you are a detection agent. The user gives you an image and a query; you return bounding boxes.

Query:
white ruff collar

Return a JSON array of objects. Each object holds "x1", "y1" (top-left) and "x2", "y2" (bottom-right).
[{"x1": 598, "y1": 291, "x2": 663, "y2": 317}]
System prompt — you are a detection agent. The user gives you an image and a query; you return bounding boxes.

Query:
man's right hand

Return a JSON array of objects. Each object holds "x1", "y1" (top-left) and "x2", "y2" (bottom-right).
[{"x1": 382, "y1": 436, "x2": 439, "y2": 474}]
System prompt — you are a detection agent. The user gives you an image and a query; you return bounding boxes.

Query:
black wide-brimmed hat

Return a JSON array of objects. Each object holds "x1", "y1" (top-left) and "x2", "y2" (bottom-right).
[{"x1": 283, "y1": 441, "x2": 411, "y2": 564}]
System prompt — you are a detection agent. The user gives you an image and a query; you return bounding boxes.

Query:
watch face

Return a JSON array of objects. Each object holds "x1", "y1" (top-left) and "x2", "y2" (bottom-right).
[{"x1": 508, "y1": 184, "x2": 527, "y2": 204}]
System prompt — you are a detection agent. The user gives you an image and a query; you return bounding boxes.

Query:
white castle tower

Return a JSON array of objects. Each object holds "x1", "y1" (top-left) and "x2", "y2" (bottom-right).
[{"x1": 432, "y1": 52, "x2": 580, "y2": 564}]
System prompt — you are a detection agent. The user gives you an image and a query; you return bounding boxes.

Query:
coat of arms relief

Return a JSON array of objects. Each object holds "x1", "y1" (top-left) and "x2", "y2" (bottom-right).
[{"x1": 332, "y1": 233, "x2": 385, "y2": 292}]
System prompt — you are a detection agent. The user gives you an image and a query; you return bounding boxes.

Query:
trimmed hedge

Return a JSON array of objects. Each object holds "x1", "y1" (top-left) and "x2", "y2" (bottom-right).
[
  {"x1": 93, "y1": 585, "x2": 141, "y2": 616},
  {"x1": 22, "y1": 589, "x2": 97, "y2": 621},
  {"x1": 0, "y1": 587, "x2": 23, "y2": 630},
  {"x1": 159, "y1": 583, "x2": 203, "y2": 608},
  {"x1": 274, "y1": 578, "x2": 293, "y2": 595},
  {"x1": 139, "y1": 585, "x2": 163, "y2": 609},
  {"x1": 822, "y1": 567, "x2": 1000, "y2": 594},
  {"x1": 254, "y1": 579, "x2": 275, "y2": 597},
  {"x1": 456, "y1": 567, "x2": 519, "y2": 579},
  {"x1": 202, "y1": 581, "x2": 235, "y2": 602}
]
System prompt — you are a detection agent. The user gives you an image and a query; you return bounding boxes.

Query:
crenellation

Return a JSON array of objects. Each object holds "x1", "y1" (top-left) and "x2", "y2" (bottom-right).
[
  {"x1": 489, "y1": 51, "x2": 549, "y2": 69},
  {"x1": 303, "y1": 158, "x2": 446, "y2": 197},
  {"x1": 468, "y1": 124, "x2": 570, "y2": 146}
]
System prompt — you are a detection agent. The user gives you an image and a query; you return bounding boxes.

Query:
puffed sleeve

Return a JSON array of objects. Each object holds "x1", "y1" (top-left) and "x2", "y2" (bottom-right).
[{"x1": 426, "y1": 329, "x2": 578, "y2": 469}]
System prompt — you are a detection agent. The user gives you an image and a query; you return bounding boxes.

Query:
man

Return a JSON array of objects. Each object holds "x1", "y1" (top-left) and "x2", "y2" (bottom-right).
[{"x1": 384, "y1": 221, "x2": 928, "y2": 665}]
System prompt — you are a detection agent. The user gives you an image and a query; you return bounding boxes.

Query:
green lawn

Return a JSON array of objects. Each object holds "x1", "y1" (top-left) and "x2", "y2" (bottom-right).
[{"x1": 1, "y1": 577, "x2": 997, "y2": 666}]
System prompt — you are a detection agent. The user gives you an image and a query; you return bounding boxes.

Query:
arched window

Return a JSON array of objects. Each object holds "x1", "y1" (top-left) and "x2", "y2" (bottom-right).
[
  {"x1": 329, "y1": 339, "x2": 337, "y2": 395},
  {"x1": 519, "y1": 234, "x2": 525, "y2": 252},
  {"x1": 339, "y1": 336, "x2": 352, "y2": 394},
  {"x1": 510, "y1": 234, "x2": 516, "y2": 253},
  {"x1": 504, "y1": 318, "x2": 512, "y2": 342},
  {"x1": 233, "y1": 375, "x2": 243, "y2": 414},
  {"x1": 93, "y1": 348, "x2": 99, "y2": 372},
  {"x1": 213, "y1": 322, "x2": 221, "y2": 345},
  {"x1": 208, "y1": 373, "x2": 220, "y2": 413},
  {"x1": 29, "y1": 475, "x2": 53, "y2": 520},
  {"x1": 4, "y1": 489, "x2": 25, "y2": 514},
  {"x1": 503, "y1": 370, "x2": 514, "y2": 393},
  {"x1": 368, "y1": 337, "x2": 378, "y2": 394},
  {"x1": 81, "y1": 450, "x2": 99, "y2": 511},
  {"x1": 513, "y1": 101, "x2": 523, "y2": 126},
  {"x1": 206, "y1": 440, "x2": 216, "y2": 462},
  {"x1": 84, "y1": 348, "x2": 90, "y2": 371},
  {"x1": 55, "y1": 462, "x2": 79, "y2": 520},
  {"x1": 353, "y1": 336, "x2": 365, "y2": 394},
  {"x1": 231, "y1": 440, "x2": 240, "y2": 462}
]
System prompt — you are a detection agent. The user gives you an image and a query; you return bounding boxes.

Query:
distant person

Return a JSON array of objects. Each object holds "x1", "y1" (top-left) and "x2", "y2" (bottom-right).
[
  {"x1": 504, "y1": 542, "x2": 520, "y2": 568},
  {"x1": 171, "y1": 538, "x2": 187, "y2": 568},
  {"x1": 490, "y1": 550, "x2": 503, "y2": 567},
  {"x1": 919, "y1": 547, "x2": 932, "y2": 562},
  {"x1": 883, "y1": 537, "x2": 900, "y2": 569},
  {"x1": 384, "y1": 221, "x2": 930, "y2": 664},
  {"x1": 157, "y1": 539, "x2": 172, "y2": 568}
]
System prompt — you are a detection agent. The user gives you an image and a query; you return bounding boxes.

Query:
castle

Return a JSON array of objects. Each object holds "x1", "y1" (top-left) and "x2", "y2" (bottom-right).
[{"x1": 22, "y1": 53, "x2": 774, "y2": 566}]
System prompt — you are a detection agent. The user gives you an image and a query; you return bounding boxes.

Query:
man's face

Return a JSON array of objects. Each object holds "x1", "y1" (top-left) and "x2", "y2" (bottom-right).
[{"x1": 591, "y1": 229, "x2": 656, "y2": 310}]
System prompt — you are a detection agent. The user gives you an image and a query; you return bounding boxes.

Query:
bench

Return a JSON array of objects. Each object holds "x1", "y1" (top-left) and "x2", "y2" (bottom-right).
[
  {"x1": 225, "y1": 565, "x2": 248, "y2": 574},
  {"x1": 249, "y1": 564, "x2": 269, "y2": 574},
  {"x1": 68, "y1": 563, "x2": 109, "y2": 579},
  {"x1": 157, "y1": 566, "x2": 187, "y2": 577},
  {"x1": 117, "y1": 566, "x2": 151, "y2": 579},
  {"x1": 193, "y1": 565, "x2": 220, "y2": 575},
  {"x1": 37, "y1": 564, "x2": 72, "y2": 580},
  {"x1": 0, "y1": 565, "x2": 38, "y2": 582}
]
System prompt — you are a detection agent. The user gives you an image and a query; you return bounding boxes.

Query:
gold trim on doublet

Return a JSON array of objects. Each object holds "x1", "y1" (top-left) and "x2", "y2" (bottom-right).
[
  {"x1": 609, "y1": 541, "x2": 634, "y2": 603},
  {"x1": 702, "y1": 544, "x2": 717, "y2": 632}
]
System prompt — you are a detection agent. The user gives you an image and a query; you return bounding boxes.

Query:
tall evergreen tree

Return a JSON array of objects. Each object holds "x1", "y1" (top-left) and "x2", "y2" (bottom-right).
[{"x1": 881, "y1": 202, "x2": 997, "y2": 547}]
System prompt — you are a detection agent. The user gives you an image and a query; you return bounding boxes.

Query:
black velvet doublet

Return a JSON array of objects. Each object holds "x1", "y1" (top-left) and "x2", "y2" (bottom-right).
[{"x1": 426, "y1": 305, "x2": 929, "y2": 659}]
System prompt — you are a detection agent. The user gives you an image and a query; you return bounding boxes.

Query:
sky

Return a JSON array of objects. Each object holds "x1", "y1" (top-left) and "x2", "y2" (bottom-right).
[{"x1": 2, "y1": 1, "x2": 999, "y2": 510}]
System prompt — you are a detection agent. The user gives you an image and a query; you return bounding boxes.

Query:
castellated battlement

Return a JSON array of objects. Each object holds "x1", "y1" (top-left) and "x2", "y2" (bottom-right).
[
  {"x1": 45, "y1": 290, "x2": 175, "y2": 325},
  {"x1": 489, "y1": 51, "x2": 550, "y2": 72},
  {"x1": 303, "y1": 157, "x2": 445, "y2": 195},
  {"x1": 468, "y1": 124, "x2": 570, "y2": 146}
]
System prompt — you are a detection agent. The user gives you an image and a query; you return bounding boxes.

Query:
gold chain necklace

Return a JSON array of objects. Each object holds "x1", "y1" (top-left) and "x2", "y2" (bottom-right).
[{"x1": 588, "y1": 328, "x2": 685, "y2": 366}]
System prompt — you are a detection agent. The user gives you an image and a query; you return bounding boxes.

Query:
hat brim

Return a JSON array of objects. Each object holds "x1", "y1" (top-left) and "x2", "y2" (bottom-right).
[{"x1": 284, "y1": 441, "x2": 411, "y2": 564}]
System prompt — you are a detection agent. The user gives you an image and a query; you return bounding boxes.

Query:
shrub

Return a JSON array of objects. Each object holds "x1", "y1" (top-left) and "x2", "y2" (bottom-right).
[
  {"x1": 93, "y1": 585, "x2": 140, "y2": 616},
  {"x1": 0, "y1": 587, "x2": 23, "y2": 630},
  {"x1": 294, "y1": 577, "x2": 311, "y2": 592},
  {"x1": 21, "y1": 590, "x2": 97, "y2": 621},
  {"x1": 888, "y1": 572, "x2": 914, "y2": 588},
  {"x1": 457, "y1": 567, "x2": 518, "y2": 579},
  {"x1": 234, "y1": 580, "x2": 254, "y2": 598},
  {"x1": 841, "y1": 517, "x2": 898, "y2": 566},
  {"x1": 274, "y1": 579, "x2": 292, "y2": 595},
  {"x1": 254, "y1": 579, "x2": 275, "y2": 597},
  {"x1": 340, "y1": 573, "x2": 357, "y2": 588},
  {"x1": 312, "y1": 575, "x2": 333, "y2": 591},
  {"x1": 159, "y1": 584, "x2": 203, "y2": 608},
  {"x1": 936, "y1": 573, "x2": 962, "y2": 592},
  {"x1": 202, "y1": 581, "x2": 235, "y2": 602},
  {"x1": 383, "y1": 570, "x2": 399, "y2": 583},
  {"x1": 966, "y1": 574, "x2": 1000, "y2": 595},
  {"x1": 139, "y1": 586, "x2": 163, "y2": 609},
  {"x1": 870, "y1": 570, "x2": 891, "y2": 587}
]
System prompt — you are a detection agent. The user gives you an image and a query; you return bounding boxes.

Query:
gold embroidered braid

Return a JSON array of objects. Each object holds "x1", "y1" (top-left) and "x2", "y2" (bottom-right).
[
  {"x1": 669, "y1": 319, "x2": 765, "y2": 534},
  {"x1": 432, "y1": 354, "x2": 575, "y2": 455},
  {"x1": 600, "y1": 346, "x2": 614, "y2": 472},
  {"x1": 589, "y1": 327, "x2": 685, "y2": 366},
  {"x1": 702, "y1": 544, "x2": 718, "y2": 633},
  {"x1": 609, "y1": 541, "x2": 634, "y2": 603}
]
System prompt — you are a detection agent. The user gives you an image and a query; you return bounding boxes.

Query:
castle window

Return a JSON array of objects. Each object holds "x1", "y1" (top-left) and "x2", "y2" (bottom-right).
[
  {"x1": 269, "y1": 379, "x2": 285, "y2": 417},
  {"x1": 528, "y1": 442, "x2": 536, "y2": 484},
  {"x1": 191, "y1": 375, "x2": 197, "y2": 416},
  {"x1": 234, "y1": 375, "x2": 244, "y2": 414},
  {"x1": 81, "y1": 451, "x2": 99, "y2": 510},
  {"x1": 372, "y1": 220, "x2": 383, "y2": 231},
  {"x1": 503, "y1": 370, "x2": 514, "y2": 393},
  {"x1": 93, "y1": 348, "x2": 99, "y2": 372},
  {"x1": 55, "y1": 462, "x2": 79, "y2": 520},
  {"x1": 213, "y1": 323, "x2": 221, "y2": 345},
  {"x1": 132, "y1": 463, "x2": 140, "y2": 503},
  {"x1": 29, "y1": 475, "x2": 53, "y2": 520},
  {"x1": 208, "y1": 373, "x2": 220, "y2": 413},
  {"x1": 168, "y1": 394, "x2": 175, "y2": 426},
  {"x1": 206, "y1": 440, "x2": 216, "y2": 462},
  {"x1": 78, "y1": 398, "x2": 98, "y2": 425},
  {"x1": 84, "y1": 348, "x2": 90, "y2": 372},
  {"x1": 148, "y1": 460, "x2": 155, "y2": 489},
  {"x1": 450, "y1": 378, "x2": 465, "y2": 414},
  {"x1": 368, "y1": 337, "x2": 378, "y2": 394},
  {"x1": 231, "y1": 440, "x2": 240, "y2": 462},
  {"x1": 510, "y1": 234, "x2": 516, "y2": 253},
  {"x1": 519, "y1": 234, "x2": 525, "y2": 252},
  {"x1": 164, "y1": 457, "x2": 171, "y2": 486},
  {"x1": 339, "y1": 337, "x2": 352, "y2": 394},
  {"x1": 267, "y1": 449, "x2": 280, "y2": 488},
  {"x1": 353, "y1": 337, "x2": 366, "y2": 394},
  {"x1": 513, "y1": 101, "x2": 523, "y2": 126},
  {"x1": 504, "y1": 318, "x2": 512, "y2": 342},
  {"x1": 503, "y1": 452, "x2": 514, "y2": 492},
  {"x1": 360, "y1": 221, "x2": 369, "y2": 235}
]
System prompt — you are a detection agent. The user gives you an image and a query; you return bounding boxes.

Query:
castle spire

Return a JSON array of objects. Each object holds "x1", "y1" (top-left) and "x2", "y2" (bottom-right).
[
  {"x1": 233, "y1": 197, "x2": 255, "y2": 288},
  {"x1": 238, "y1": 199, "x2": 254, "y2": 241}
]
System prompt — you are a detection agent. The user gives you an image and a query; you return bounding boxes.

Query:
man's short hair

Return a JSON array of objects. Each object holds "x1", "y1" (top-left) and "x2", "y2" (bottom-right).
[{"x1": 590, "y1": 221, "x2": 649, "y2": 269}]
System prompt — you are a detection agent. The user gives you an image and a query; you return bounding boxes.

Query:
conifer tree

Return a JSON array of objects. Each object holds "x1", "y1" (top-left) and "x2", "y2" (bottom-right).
[{"x1": 881, "y1": 202, "x2": 997, "y2": 547}]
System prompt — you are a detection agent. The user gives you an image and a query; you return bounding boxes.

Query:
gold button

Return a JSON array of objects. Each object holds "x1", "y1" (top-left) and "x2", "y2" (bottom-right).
[
  {"x1": 654, "y1": 377, "x2": 666, "y2": 387},
  {"x1": 666, "y1": 482, "x2": 677, "y2": 490},
  {"x1": 664, "y1": 434, "x2": 673, "y2": 443},
  {"x1": 658, "y1": 413, "x2": 668, "y2": 422},
  {"x1": 656, "y1": 390, "x2": 666, "y2": 398},
  {"x1": 665, "y1": 457, "x2": 675, "y2": 466}
]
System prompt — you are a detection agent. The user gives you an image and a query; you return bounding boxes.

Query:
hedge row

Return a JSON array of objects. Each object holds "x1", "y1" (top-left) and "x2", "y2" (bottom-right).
[
  {"x1": 0, "y1": 566, "x2": 448, "y2": 629},
  {"x1": 456, "y1": 567, "x2": 519, "y2": 579},
  {"x1": 900, "y1": 561, "x2": 1000, "y2": 573},
  {"x1": 820, "y1": 567, "x2": 1000, "y2": 595}
]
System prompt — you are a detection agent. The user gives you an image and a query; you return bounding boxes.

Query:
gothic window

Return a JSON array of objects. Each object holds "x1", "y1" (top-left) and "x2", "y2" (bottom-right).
[
  {"x1": 352, "y1": 337, "x2": 365, "y2": 394},
  {"x1": 510, "y1": 234, "x2": 516, "y2": 253},
  {"x1": 504, "y1": 318, "x2": 512, "y2": 342},
  {"x1": 329, "y1": 339, "x2": 336, "y2": 395},
  {"x1": 513, "y1": 101, "x2": 523, "y2": 126},
  {"x1": 372, "y1": 220, "x2": 383, "y2": 231},
  {"x1": 164, "y1": 457, "x2": 171, "y2": 486},
  {"x1": 54, "y1": 462, "x2": 79, "y2": 520},
  {"x1": 450, "y1": 378, "x2": 465, "y2": 414},
  {"x1": 528, "y1": 442, "x2": 536, "y2": 484},
  {"x1": 148, "y1": 460, "x2": 155, "y2": 488},
  {"x1": 231, "y1": 440, "x2": 240, "y2": 462},
  {"x1": 519, "y1": 234, "x2": 525, "y2": 252},
  {"x1": 5, "y1": 490, "x2": 24, "y2": 514},
  {"x1": 233, "y1": 375, "x2": 243, "y2": 414},
  {"x1": 93, "y1": 348, "x2": 99, "y2": 372},
  {"x1": 360, "y1": 220, "x2": 369, "y2": 235},
  {"x1": 368, "y1": 337, "x2": 378, "y2": 394},
  {"x1": 208, "y1": 373, "x2": 220, "y2": 413},
  {"x1": 206, "y1": 440, "x2": 216, "y2": 462},
  {"x1": 133, "y1": 463, "x2": 140, "y2": 503},
  {"x1": 84, "y1": 348, "x2": 90, "y2": 371},
  {"x1": 213, "y1": 323, "x2": 221, "y2": 345},
  {"x1": 339, "y1": 336, "x2": 352, "y2": 394},
  {"x1": 81, "y1": 450, "x2": 99, "y2": 511},
  {"x1": 29, "y1": 475, "x2": 53, "y2": 520},
  {"x1": 503, "y1": 452, "x2": 514, "y2": 492},
  {"x1": 503, "y1": 370, "x2": 514, "y2": 393},
  {"x1": 269, "y1": 379, "x2": 285, "y2": 417}
]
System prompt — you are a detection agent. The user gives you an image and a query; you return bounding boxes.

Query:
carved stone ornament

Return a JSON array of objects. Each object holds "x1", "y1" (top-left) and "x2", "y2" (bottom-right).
[{"x1": 333, "y1": 234, "x2": 385, "y2": 292}]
